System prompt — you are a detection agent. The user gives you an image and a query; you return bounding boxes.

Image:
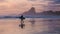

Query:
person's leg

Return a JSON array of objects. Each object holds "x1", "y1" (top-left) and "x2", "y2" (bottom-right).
[{"x1": 21, "y1": 20, "x2": 23, "y2": 23}]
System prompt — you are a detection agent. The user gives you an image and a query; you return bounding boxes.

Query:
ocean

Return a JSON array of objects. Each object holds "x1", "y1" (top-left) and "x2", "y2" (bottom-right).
[{"x1": 0, "y1": 18, "x2": 60, "y2": 34}]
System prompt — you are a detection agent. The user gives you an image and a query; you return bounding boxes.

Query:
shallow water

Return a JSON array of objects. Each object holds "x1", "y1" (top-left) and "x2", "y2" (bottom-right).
[{"x1": 0, "y1": 18, "x2": 60, "y2": 34}]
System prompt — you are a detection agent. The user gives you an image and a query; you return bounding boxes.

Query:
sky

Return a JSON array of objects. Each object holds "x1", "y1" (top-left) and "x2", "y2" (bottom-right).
[{"x1": 0, "y1": 0, "x2": 60, "y2": 16}]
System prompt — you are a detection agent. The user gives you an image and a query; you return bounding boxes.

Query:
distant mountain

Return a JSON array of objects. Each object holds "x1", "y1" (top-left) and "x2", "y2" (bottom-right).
[
  {"x1": 22, "y1": 7, "x2": 36, "y2": 15},
  {"x1": 22, "y1": 7, "x2": 60, "y2": 18},
  {"x1": 0, "y1": 7, "x2": 60, "y2": 18}
]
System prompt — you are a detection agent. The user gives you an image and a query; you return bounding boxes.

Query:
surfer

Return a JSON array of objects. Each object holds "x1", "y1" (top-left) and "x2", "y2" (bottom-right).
[
  {"x1": 19, "y1": 15, "x2": 25, "y2": 29},
  {"x1": 20, "y1": 15, "x2": 25, "y2": 23}
]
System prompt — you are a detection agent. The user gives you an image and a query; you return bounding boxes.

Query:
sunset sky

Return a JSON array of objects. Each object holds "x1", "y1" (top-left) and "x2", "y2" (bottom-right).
[{"x1": 0, "y1": 0, "x2": 60, "y2": 16}]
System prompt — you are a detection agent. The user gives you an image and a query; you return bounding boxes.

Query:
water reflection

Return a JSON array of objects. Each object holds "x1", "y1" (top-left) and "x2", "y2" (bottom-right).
[
  {"x1": 19, "y1": 23, "x2": 25, "y2": 29},
  {"x1": 19, "y1": 19, "x2": 25, "y2": 29},
  {"x1": 42, "y1": 18, "x2": 60, "y2": 34},
  {"x1": 0, "y1": 18, "x2": 60, "y2": 34},
  {"x1": 30, "y1": 18, "x2": 35, "y2": 27}
]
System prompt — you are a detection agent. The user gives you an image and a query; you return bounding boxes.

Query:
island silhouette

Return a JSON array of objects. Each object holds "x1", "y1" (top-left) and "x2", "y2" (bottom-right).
[
  {"x1": 0, "y1": 7, "x2": 60, "y2": 18},
  {"x1": 21, "y1": 7, "x2": 60, "y2": 18}
]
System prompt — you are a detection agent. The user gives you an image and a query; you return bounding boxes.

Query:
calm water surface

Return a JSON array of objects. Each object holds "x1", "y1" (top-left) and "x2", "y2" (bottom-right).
[{"x1": 0, "y1": 18, "x2": 60, "y2": 34}]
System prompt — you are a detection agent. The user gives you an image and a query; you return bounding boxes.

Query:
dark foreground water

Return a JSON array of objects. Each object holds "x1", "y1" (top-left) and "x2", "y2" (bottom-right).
[{"x1": 0, "y1": 18, "x2": 60, "y2": 34}]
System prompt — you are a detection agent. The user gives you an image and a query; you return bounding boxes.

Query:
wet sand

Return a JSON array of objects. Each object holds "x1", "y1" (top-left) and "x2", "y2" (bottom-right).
[{"x1": 0, "y1": 18, "x2": 60, "y2": 34}]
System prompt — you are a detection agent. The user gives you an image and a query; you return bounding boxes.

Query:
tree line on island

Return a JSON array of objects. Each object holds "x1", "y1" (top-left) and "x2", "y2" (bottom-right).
[{"x1": 42, "y1": 10, "x2": 60, "y2": 15}]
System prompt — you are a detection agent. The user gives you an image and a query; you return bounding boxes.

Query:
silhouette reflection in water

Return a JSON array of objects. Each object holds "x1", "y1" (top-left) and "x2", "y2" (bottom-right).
[
  {"x1": 19, "y1": 15, "x2": 25, "y2": 29},
  {"x1": 30, "y1": 18, "x2": 35, "y2": 28},
  {"x1": 19, "y1": 23, "x2": 25, "y2": 29}
]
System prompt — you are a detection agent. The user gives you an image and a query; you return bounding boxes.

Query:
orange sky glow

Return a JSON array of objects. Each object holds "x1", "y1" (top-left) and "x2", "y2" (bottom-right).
[{"x1": 0, "y1": 0, "x2": 60, "y2": 16}]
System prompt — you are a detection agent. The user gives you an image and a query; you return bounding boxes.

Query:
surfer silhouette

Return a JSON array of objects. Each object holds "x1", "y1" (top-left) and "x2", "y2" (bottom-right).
[
  {"x1": 20, "y1": 15, "x2": 25, "y2": 23},
  {"x1": 19, "y1": 15, "x2": 25, "y2": 29}
]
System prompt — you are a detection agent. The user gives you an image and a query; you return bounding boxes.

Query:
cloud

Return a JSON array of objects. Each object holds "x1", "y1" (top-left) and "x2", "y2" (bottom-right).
[
  {"x1": 0, "y1": 0, "x2": 6, "y2": 2},
  {"x1": 28, "y1": 0, "x2": 37, "y2": 1},
  {"x1": 0, "y1": 0, "x2": 32, "y2": 15},
  {"x1": 28, "y1": 0, "x2": 60, "y2": 11},
  {"x1": 0, "y1": 0, "x2": 60, "y2": 15},
  {"x1": 53, "y1": 0, "x2": 60, "y2": 4},
  {"x1": 45, "y1": 0, "x2": 60, "y2": 11}
]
